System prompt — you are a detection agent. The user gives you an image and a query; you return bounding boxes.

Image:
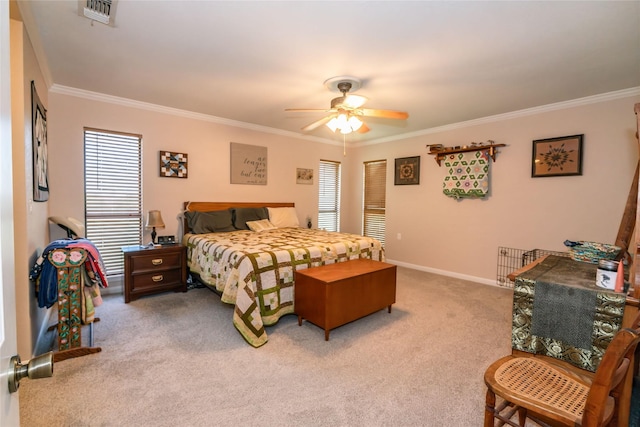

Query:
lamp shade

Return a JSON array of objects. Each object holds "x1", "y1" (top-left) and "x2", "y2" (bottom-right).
[{"x1": 145, "y1": 210, "x2": 165, "y2": 228}]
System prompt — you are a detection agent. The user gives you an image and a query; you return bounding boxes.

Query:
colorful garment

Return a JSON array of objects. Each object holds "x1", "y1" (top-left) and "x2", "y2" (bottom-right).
[{"x1": 30, "y1": 239, "x2": 108, "y2": 312}]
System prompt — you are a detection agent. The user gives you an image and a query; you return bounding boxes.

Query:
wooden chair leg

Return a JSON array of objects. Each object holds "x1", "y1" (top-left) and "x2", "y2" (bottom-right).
[
  {"x1": 485, "y1": 388, "x2": 497, "y2": 427},
  {"x1": 517, "y1": 407, "x2": 527, "y2": 426}
]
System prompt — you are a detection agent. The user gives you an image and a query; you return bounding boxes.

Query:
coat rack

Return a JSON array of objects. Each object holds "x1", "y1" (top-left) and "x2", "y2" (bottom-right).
[{"x1": 427, "y1": 141, "x2": 506, "y2": 166}]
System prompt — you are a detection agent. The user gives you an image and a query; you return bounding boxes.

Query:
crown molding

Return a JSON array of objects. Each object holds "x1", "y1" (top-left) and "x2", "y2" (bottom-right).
[
  {"x1": 51, "y1": 84, "x2": 640, "y2": 149},
  {"x1": 49, "y1": 84, "x2": 340, "y2": 146},
  {"x1": 359, "y1": 86, "x2": 640, "y2": 146}
]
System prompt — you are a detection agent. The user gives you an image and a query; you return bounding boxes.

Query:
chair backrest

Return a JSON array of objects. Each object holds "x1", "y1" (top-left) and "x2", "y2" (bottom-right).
[
  {"x1": 582, "y1": 312, "x2": 640, "y2": 425},
  {"x1": 49, "y1": 216, "x2": 85, "y2": 239}
]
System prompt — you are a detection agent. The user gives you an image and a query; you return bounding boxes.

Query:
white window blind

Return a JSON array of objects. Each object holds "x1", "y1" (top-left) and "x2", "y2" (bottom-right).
[
  {"x1": 363, "y1": 160, "x2": 387, "y2": 246},
  {"x1": 84, "y1": 128, "x2": 142, "y2": 275},
  {"x1": 318, "y1": 160, "x2": 341, "y2": 232}
]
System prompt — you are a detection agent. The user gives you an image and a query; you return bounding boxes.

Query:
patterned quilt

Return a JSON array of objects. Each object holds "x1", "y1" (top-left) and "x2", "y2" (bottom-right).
[
  {"x1": 185, "y1": 227, "x2": 385, "y2": 347},
  {"x1": 443, "y1": 150, "x2": 490, "y2": 199}
]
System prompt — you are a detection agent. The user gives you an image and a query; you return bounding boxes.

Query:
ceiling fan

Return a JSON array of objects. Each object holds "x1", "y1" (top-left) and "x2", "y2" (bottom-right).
[{"x1": 286, "y1": 76, "x2": 409, "y2": 135}]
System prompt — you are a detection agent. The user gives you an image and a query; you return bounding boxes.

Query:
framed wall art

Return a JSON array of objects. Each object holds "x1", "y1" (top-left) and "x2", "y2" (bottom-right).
[
  {"x1": 296, "y1": 168, "x2": 313, "y2": 184},
  {"x1": 160, "y1": 151, "x2": 188, "y2": 178},
  {"x1": 230, "y1": 142, "x2": 267, "y2": 185},
  {"x1": 394, "y1": 156, "x2": 420, "y2": 185},
  {"x1": 32, "y1": 81, "x2": 49, "y2": 201},
  {"x1": 532, "y1": 134, "x2": 583, "y2": 178}
]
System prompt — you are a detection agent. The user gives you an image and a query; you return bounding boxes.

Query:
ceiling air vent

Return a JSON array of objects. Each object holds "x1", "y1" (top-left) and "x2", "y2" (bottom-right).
[{"x1": 78, "y1": 0, "x2": 117, "y2": 26}]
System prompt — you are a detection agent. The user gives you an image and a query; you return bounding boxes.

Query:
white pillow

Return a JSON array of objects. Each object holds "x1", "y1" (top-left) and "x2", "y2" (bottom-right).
[
  {"x1": 246, "y1": 219, "x2": 277, "y2": 232},
  {"x1": 267, "y1": 207, "x2": 300, "y2": 228}
]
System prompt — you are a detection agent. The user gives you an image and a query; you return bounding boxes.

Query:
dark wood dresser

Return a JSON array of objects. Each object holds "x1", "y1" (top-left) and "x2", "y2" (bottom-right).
[{"x1": 122, "y1": 245, "x2": 187, "y2": 303}]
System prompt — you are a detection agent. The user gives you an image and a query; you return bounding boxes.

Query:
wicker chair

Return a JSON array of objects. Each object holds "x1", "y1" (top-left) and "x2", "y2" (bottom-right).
[{"x1": 483, "y1": 314, "x2": 640, "y2": 427}]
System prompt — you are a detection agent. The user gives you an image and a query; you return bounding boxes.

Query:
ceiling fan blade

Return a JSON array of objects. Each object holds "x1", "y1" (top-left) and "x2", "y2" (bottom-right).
[
  {"x1": 360, "y1": 109, "x2": 409, "y2": 120},
  {"x1": 301, "y1": 115, "x2": 334, "y2": 132},
  {"x1": 357, "y1": 122, "x2": 370, "y2": 134},
  {"x1": 286, "y1": 108, "x2": 334, "y2": 113}
]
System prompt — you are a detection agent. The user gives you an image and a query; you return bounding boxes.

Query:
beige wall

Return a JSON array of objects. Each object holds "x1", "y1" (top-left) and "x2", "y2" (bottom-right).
[
  {"x1": 11, "y1": 11, "x2": 640, "y2": 355},
  {"x1": 47, "y1": 93, "x2": 347, "y2": 243},
  {"x1": 346, "y1": 95, "x2": 640, "y2": 283},
  {"x1": 10, "y1": 16, "x2": 50, "y2": 358},
  {"x1": 48, "y1": 90, "x2": 640, "y2": 289}
]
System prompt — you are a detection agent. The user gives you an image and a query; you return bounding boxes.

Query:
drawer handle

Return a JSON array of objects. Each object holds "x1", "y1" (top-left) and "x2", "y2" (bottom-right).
[
  {"x1": 151, "y1": 259, "x2": 163, "y2": 266},
  {"x1": 152, "y1": 275, "x2": 164, "y2": 282}
]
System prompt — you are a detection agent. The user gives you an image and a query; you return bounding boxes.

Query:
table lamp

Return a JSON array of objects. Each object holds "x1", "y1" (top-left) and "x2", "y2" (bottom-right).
[{"x1": 145, "y1": 210, "x2": 165, "y2": 244}]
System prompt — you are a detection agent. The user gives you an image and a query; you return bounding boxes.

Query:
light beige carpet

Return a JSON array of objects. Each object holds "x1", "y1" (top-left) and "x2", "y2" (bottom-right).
[{"x1": 19, "y1": 267, "x2": 514, "y2": 426}]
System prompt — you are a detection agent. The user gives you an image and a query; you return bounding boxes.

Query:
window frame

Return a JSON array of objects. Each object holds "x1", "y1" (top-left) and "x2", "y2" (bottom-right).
[
  {"x1": 363, "y1": 159, "x2": 387, "y2": 247},
  {"x1": 84, "y1": 127, "x2": 143, "y2": 276},
  {"x1": 317, "y1": 159, "x2": 341, "y2": 232}
]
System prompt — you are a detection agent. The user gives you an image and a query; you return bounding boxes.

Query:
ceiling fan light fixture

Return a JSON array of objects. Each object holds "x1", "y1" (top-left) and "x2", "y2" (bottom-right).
[
  {"x1": 348, "y1": 116, "x2": 363, "y2": 131},
  {"x1": 289, "y1": 76, "x2": 407, "y2": 135},
  {"x1": 343, "y1": 95, "x2": 368, "y2": 109},
  {"x1": 326, "y1": 113, "x2": 362, "y2": 134},
  {"x1": 326, "y1": 117, "x2": 339, "y2": 132}
]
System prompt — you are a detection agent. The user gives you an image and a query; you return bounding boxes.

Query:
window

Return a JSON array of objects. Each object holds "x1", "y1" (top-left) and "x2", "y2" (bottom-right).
[
  {"x1": 363, "y1": 160, "x2": 387, "y2": 246},
  {"x1": 318, "y1": 160, "x2": 341, "y2": 232},
  {"x1": 84, "y1": 128, "x2": 142, "y2": 275}
]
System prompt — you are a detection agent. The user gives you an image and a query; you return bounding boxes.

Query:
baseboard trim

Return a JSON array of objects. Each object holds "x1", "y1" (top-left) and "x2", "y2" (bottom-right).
[{"x1": 385, "y1": 258, "x2": 500, "y2": 288}]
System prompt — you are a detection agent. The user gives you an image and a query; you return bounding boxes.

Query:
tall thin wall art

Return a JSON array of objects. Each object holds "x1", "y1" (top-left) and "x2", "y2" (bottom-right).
[{"x1": 32, "y1": 81, "x2": 49, "y2": 202}]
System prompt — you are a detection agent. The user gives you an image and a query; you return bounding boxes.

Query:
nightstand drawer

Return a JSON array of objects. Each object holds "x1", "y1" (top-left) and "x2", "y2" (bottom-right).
[
  {"x1": 131, "y1": 252, "x2": 182, "y2": 271},
  {"x1": 130, "y1": 268, "x2": 183, "y2": 292},
  {"x1": 122, "y1": 245, "x2": 187, "y2": 303}
]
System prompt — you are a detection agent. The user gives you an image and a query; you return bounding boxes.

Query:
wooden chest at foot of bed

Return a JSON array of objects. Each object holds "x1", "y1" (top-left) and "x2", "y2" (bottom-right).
[{"x1": 294, "y1": 259, "x2": 397, "y2": 340}]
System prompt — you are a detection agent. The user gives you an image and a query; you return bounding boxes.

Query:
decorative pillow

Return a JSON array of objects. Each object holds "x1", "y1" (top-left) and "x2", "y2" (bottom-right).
[
  {"x1": 267, "y1": 207, "x2": 300, "y2": 228},
  {"x1": 246, "y1": 219, "x2": 277, "y2": 232},
  {"x1": 186, "y1": 210, "x2": 235, "y2": 234},
  {"x1": 185, "y1": 211, "x2": 200, "y2": 231},
  {"x1": 231, "y1": 207, "x2": 269, "y2": 230}
]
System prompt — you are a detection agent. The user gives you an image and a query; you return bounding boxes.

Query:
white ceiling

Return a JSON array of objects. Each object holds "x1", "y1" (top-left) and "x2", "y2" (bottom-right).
[{"x1": 18, "y1": 1, "x2": 640, "y2": 144}]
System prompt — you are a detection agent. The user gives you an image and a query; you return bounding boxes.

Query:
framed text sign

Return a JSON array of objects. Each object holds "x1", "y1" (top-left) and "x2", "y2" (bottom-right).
[{"x1": 230, "y1": 142, "x2": 267, "y2": 185}]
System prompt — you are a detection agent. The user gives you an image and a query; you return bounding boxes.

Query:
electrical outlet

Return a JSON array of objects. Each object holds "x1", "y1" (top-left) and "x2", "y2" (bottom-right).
[{"x1": 397, "y1": 233, "x2": 402, "y2": 240}]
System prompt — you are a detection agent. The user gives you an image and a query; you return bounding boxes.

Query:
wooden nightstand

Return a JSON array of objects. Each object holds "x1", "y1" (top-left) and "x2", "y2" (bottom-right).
[{"x1": 122, "y1": 245, "x2": 187, "y2": 303}]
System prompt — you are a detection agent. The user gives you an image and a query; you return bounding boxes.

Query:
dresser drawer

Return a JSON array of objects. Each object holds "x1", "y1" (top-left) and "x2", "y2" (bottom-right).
[
  {"x1": 131, "y1": 252, "x2": 182, "y2": 271},
  {"x1": 130, "y1": 268, "x2": 183, "y2": 292}
]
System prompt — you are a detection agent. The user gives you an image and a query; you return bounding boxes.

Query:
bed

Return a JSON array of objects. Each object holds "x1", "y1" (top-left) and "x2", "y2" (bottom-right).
[{"x1": 182, "y1": 201, "x2": 385, "y2": 347}]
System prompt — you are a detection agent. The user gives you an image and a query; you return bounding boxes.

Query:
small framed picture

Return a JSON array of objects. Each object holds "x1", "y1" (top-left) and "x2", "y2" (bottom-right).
[
  {"x1": 160, "y1": 151, "x2": 188, "y2": 178},
  {"x1": 394, "y1": 156, "x2": 420, "y2": 185},
  {"x1": 532, "y1": 135, "x2": 583, "y2": 178},
  {"x1": 296, "y1": 168, "x2": 313, "y2": 184}
]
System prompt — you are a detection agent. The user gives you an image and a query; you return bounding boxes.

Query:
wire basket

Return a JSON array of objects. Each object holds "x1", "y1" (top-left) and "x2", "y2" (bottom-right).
[{"x1": 567, "y1": 241, "x2": 621, "y2": 264}]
